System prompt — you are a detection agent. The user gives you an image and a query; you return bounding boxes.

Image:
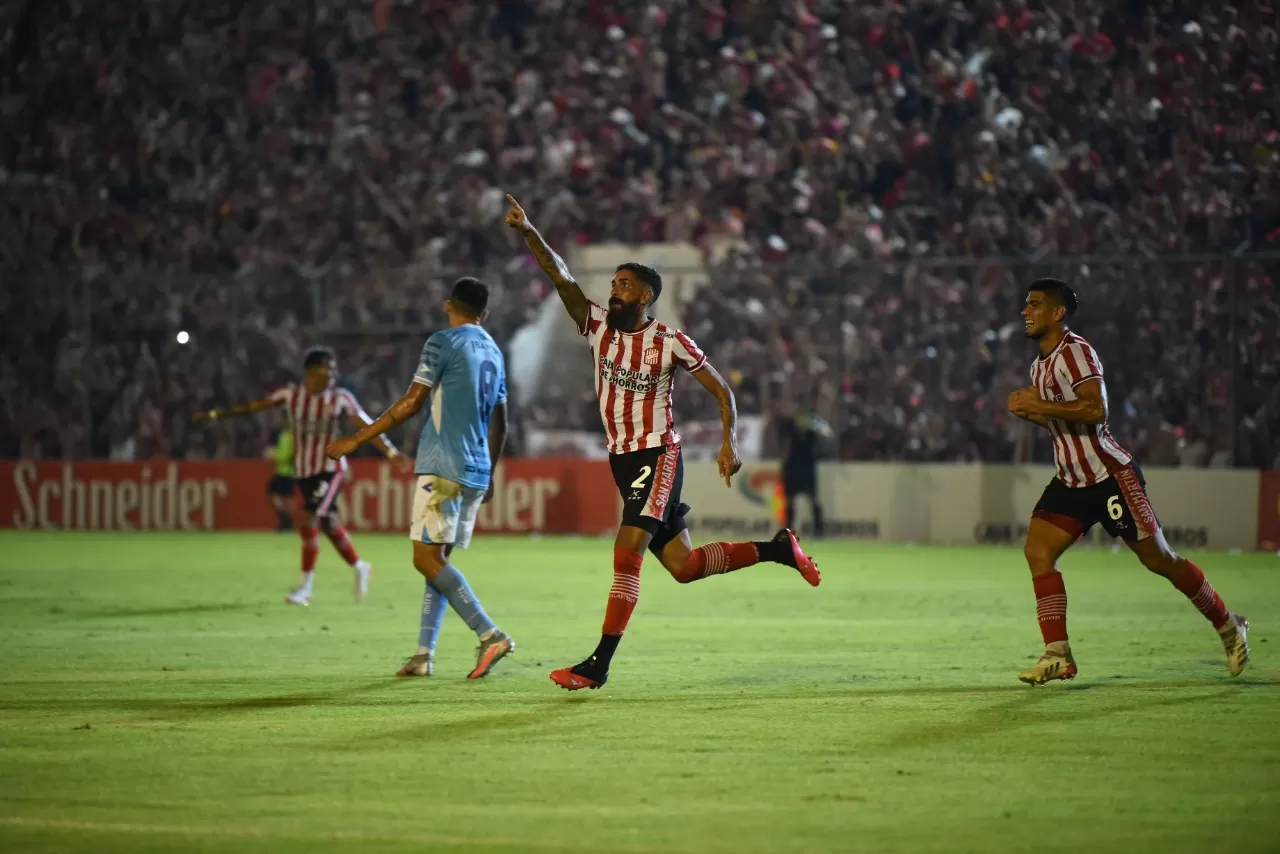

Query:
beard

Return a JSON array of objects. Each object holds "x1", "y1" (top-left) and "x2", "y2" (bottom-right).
[
  {"x1": 605, "y1": 300, "x2": 643, "y2": 330},
  {"x1": 1024, "y1": 323, "x2": 1044, "y2": 340}
]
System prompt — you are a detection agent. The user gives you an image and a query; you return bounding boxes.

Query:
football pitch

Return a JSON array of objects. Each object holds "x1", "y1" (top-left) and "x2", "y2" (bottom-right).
[{"x1": 1, "y1": 532, "x2": 1277, "y2": 854}]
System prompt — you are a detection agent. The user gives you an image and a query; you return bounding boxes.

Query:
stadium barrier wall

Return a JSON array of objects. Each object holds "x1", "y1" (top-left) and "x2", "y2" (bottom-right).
[
  {"x1": 1259, "y1": 472, "x2": 1280, "y2": 551},
  {"x1": 682, "y1": 463, "x2": 1264, "y2": 551},
  {"x1": 0, "y1": 460, "x2": 620, "y2": 535},
  {"x1": 1, "y1": 460, "x2": 1268, "y2": 549}
]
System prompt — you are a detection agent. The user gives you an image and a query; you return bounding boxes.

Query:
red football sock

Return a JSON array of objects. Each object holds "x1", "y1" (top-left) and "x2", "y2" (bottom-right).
[
  {"x1": 602, "y1": 548, "x2": 643, "y2": 636},
  {"x1": 673, "y1": 542, "x2": 761, "y2": 583},
  {"x1": 1165, "y1": 559, "x2": 1230, "y2": 629},
  {"x1": 300, "y1": 525, "x2": 319, "y2": 577},
  {"x1": 323, "y1": 523, "x2": 360, "y2": 566},
  {"x1": 1032, "y1": 571, "x2": 1069, "y2": 645}
]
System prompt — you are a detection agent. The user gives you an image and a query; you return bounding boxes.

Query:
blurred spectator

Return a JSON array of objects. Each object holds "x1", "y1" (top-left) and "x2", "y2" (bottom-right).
[{"x1": 3, "y1": 0, "x2": 1278, "y2": 467}]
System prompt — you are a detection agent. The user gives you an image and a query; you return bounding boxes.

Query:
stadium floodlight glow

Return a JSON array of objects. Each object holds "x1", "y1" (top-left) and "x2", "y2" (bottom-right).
[{"x1": 176, "y1": 331, "x2": 190, "y2": 344}]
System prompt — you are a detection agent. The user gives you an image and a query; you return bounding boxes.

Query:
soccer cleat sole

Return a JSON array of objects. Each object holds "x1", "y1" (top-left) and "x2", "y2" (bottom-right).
[
  {"x1": 284, "y1": 596, "x2": 310, "y2": 607},
  {"x1": 1018, "y1": 663, "x2": 1078, "y2": 686},
  {"x1": 549, "y1": 668, "x2": 605, "y2": 691},
  {"x1": 784, "y1": 530, "x2": 821, "y2": 587},
  {"x1": 468, "y1": 638, "x2": 514, "y2": 680}
]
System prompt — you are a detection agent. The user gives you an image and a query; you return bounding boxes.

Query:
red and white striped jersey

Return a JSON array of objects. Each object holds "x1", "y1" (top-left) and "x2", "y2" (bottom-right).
[
  {"x1": 1029, "y1": 331, "x2": 1133, "y2": 488},
  {"x1": 579, "y1": 301, "x2": 707, "y2": 455},
  {"x1": 268, "y1": 384, "x2": 369, "y2": 478}
]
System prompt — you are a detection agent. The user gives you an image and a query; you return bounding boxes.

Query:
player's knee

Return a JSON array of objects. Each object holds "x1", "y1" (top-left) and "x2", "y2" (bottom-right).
[
  {"x1": 613, "y1": 546, "x2": 644, "y2": 575},
  {"x1": 656, "y1": 545, "x2": 692, "y2": 582},
  {"x1": 413, "y1": 545, "x2": 447, "y2": 579},
  {"x1": 1023, "y1": 541, "x2": 1056, "y2": 573}
]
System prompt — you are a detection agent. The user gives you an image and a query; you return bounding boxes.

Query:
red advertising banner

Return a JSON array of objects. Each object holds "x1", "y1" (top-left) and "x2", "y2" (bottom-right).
[
  {"x1": 1259, "y1": 471, "x2": 1280, "y2": 551},
  {"x1": 0, "y1": 460, "x2": 620, "y2": 535}
]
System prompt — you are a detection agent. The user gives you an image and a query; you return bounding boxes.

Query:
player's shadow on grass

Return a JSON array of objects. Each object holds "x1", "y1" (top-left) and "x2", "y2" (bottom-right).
[
  {"x1": 134, "y1": 679, "x2": 401, "y2": 718},
  {"x1": 75, "y1": 602, "x2": 252, "y2": 619},
  {"x1": 353, "y1": 701, "x2": 585, "y2": 747},
  {"x1": 883, "y1": 686, "x2": 1243, "y2": 748}
]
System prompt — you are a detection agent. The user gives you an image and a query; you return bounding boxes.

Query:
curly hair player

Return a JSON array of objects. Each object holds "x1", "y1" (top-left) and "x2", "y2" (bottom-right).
[
  {"x1": 504, "y1": 194, "x2": 821, "y2": 692},
  {"x1": 1009, "y1": 278, "x2": 1249, "y2": 684}
]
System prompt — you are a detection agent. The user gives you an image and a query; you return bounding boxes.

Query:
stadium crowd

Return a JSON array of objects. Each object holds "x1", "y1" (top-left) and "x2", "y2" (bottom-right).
[{"x1": 3, "y1": 0, "x2": 1278, "y2": 467}]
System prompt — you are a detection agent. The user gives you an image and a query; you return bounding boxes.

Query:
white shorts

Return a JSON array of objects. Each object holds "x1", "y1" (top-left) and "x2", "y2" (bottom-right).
[{"x1": 409, "y1": 475, "x2": 485, "y2": 548}]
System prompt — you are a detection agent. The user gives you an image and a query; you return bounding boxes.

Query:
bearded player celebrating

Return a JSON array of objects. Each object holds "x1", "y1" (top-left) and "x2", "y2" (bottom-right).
[
  {"x1": 1009, "y1": 278, "x2": 1249, "y2": 685},
  {"x1": 504, "y1": 195, "x2": 820, "y2": 692}
]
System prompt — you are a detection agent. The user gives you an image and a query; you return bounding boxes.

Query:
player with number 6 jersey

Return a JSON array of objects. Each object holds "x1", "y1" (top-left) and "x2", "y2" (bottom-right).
[
  {"x1": 1008, "y1": 278, "x2": 1249, "y2": 685},
  {"x1": 505, "y1": 194, "x2": 821, "y2": 692}
]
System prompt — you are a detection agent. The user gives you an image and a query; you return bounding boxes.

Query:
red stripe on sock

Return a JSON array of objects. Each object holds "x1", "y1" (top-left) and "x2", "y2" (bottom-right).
[
  {"x1": 1167, "y1": 560, "x2": 1229, "y2": 629},
  {"x1": 324, "y1": 524, "x2": 360, "y2": 566},
  {"x1": 301, "y1": 526, "x2": 320, "y2": 574},
  {"x1": 674, "y1": 542, "x2": 761, "y2": 583},
  {"x1": 1032, "y1": 571, "x2": 1069, "y2": 644},
  {"x1": 602, "y1": 548, "x2": 643, "y2": 636}
]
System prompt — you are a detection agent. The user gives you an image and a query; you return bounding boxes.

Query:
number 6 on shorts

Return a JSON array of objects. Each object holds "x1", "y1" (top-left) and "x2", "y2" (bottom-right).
[{"x1": 1106, "y1": 495, "x2": 1123, "y2": 520}]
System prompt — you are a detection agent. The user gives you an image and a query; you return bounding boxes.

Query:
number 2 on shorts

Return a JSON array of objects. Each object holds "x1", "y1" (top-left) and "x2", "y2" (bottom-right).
[
  {"x1": 631, "y1": 466, "x2": 652, "y2": 489},
  {"x1": 1106, "y1": 495, "x2": 1123, "y2": 520}
]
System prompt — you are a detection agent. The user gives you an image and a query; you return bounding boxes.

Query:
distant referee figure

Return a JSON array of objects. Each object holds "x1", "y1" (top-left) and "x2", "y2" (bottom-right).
[{"x1": 777, "y1": 399, "x2": 831, "y2": 538}]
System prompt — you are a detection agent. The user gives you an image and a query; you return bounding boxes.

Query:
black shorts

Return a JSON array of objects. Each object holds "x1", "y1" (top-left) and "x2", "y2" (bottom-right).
[
  {"x1": 783, "y1": 466, "x2": 817, "y2": 496},
  {"x1": 297, "y1": 471, "x2": 344, "y2": 518},
  {"x1": 267, "y1": 475, "x2": 295, "y2": 498},
  {"x1": 610, "y1": 445, "x2": 688, "y2": 554},
  {"x1": 1032, "y1": 464, "x2": 1160, "y2": 542}
]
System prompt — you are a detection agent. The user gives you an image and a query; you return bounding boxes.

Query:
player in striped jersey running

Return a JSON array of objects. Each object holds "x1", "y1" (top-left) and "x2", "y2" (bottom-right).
[
  {"x1": 194, "y1": 346, "x2": 411, "y2": 605},
  {"x1": 505, "y1": 195, "x2": 821, "y2": 692},
  {"x1": 1008, "y1": 279, "x2": 1249, "y2": 684}
]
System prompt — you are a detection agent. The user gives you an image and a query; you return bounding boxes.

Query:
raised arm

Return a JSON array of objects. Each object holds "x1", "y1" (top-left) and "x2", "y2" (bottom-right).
[
  {"x1": 504, "y1": 194, "x2": 589, "y2": 331},
  {"x1": 326, "y1": 383, "x2": 429, "y2": 462},
  {"x1": 193, "y1": 397, "x2": 280, "y2": 423},
  {"x1": 692, "y1": 362, "x2": 742, "y2": 487}
]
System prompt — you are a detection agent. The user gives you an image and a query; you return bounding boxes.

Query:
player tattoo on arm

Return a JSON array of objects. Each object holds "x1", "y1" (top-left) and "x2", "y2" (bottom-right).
[
  {"x1": 326, "y1": 383, "x2": 430, "y2": 460},
  {"x1": 192, "y1": 398, "x2": 280, "y2": 423},
  {"x1": 692, "y1": 362, "x2": 742, "y2": 486},
  {"x1": 503, "y1": 194, "x2": 589, "y2": 330},
  {"x1": 1013, "y1": 379, "x2": 1108, "y2": 425}
]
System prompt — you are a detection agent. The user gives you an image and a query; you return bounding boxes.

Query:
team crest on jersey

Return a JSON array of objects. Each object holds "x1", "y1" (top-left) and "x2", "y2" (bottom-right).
[{"x1": 643, "y1": 347, "x2": 661, "y2": 366}]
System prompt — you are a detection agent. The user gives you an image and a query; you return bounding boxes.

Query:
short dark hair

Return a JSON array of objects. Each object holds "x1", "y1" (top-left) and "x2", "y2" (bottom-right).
[
  {"x1": 1027, "y1": 278, "x2": 1079, "y2": 318},
  {"x1": 617, "y1": 262, "x2": 663, "y2": 305},
  {"x1": 303, "y1": 346, "x2": 336, "y2": 369},
  {"x1": 450, "y1": 276, "x2": 490, "y2": 317}
]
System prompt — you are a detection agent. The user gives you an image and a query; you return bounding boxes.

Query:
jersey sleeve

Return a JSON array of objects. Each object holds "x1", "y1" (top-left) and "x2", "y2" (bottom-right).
[
  {"x1": 268, "y1": 386, "x2": 293, "y2": 406},
  {"x1": 413, "y1": 332, "x2": 453, "y2": 388},
  {"x1": 1062, "y1": 341, "x2": 1103, "y2": 388},
  {"x1": 337, "y1": 388, "x2": 372, "y2": 423},
  {"x1": 496, "y1": 359, "x2": 508, "y2": 406},
  {"x1": 579, "y1": 301, "x2": 608, "y2": 339},
  {"x1": 671, "y1": 330, "x2": 707, "y2": 373}
]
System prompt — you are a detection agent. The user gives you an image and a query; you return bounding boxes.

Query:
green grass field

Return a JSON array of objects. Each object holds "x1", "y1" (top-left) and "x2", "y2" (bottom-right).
[{"x1": 0, "y1": 532, "x2": 1277, "y2": 854}]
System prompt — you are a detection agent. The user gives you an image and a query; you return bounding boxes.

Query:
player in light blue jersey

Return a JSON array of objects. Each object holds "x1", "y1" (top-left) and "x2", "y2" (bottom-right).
[{"x1": 326, "y1": 277, "x2": 514, "y2": 680}]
